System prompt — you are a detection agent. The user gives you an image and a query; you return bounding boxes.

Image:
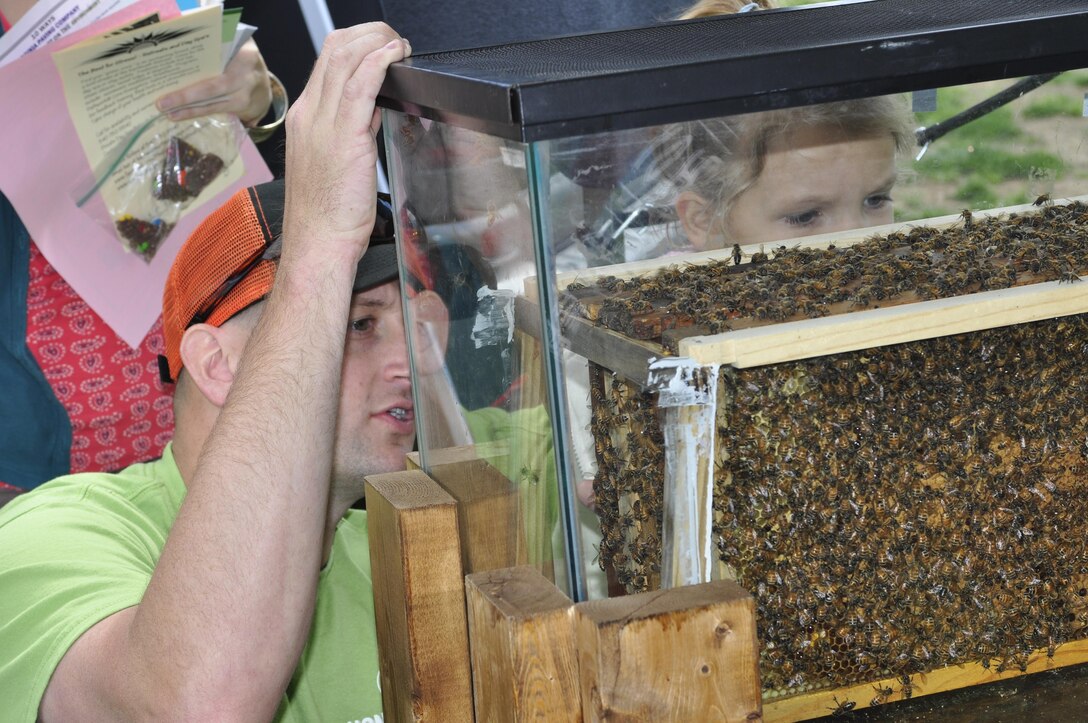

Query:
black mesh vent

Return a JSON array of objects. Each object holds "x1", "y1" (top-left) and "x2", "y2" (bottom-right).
[
  {"x1": 380, "y1": 0, "x2": 1088, "y2": 140},
  {"x1": 412, "y1": 0, "x2": 1068, "y2": 83}
]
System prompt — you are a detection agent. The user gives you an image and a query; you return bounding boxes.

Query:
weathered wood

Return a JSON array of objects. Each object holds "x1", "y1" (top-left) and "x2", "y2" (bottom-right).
[
  {"x1": 575, "y1": 579, "x2": 762, "y2": 722},
  {"x1": 426, "y1": 456, "x2": 528, "y2": 575},
  {"x1": 762, "y1": 638, "x2": 1088, "y2": 722},
  {"x1": 466, "y1": 566, "x2": 581, "y2": 722},
  {"x1": 518, "y1": 293, "x2": 663, "y2": 387},
  {"x1": 512, "y1": 327, "x2": 557, "y2": 582},
  {"x1": 365, "y1": 470, "x2": 474, "y2": 722}
]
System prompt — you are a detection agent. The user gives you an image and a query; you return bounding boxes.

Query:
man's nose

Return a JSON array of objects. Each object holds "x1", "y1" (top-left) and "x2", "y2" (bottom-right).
[{"x1": 382, "y1": 318, "x2": 412, "y2": 381}]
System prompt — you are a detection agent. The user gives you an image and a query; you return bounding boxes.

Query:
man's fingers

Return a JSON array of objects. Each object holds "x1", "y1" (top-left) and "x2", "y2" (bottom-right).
[
  {"x1": 280, "y1": 22, "x2": 409, "y2": 254},
  {"x1": 304, "y1": 23, "x2": 400, "y2": 110},
  {"x1": 331, "y1": 37, "x2": 410, "y2": 138}
]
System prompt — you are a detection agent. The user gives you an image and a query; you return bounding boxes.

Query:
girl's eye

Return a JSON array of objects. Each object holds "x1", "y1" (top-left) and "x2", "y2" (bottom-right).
[
  {"x1": 350, "y1": 317, "x2": 376, "y2": 334},
  {"x1": 784, "y1": 209, "x2": 820, "y2": 227},
  {"x1": 865, "y1": 194, "x2": 893, "y2": 210}
]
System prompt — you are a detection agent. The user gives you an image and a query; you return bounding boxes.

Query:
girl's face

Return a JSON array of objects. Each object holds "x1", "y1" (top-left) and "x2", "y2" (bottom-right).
[{"x1": 679, "y1": 124, "x2": 899, "y2": 249}]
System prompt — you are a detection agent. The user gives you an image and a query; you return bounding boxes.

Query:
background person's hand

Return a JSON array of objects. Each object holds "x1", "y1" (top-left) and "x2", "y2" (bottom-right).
[
  {"x1": 281, "y1": 23, "x2": 411, "y2": 268},
  {"x1": 155, "y1": 40, "x2": 272, "y2": 125},
  {"x1": 577, "y1": 476, "x2": 597, "y2": 511}
]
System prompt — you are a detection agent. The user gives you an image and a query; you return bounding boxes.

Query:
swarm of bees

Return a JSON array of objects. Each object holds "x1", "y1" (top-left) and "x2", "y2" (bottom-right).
[
  {"x1": 581, "y1": 202, "x2": 1088, "y2": 696},
  {"x1": 564, "y1": 201, "x2": 1088, "y2": 346}
]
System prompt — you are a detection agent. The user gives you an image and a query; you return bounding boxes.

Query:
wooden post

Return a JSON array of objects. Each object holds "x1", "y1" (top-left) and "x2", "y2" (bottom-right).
[
  {"x1": 427, "y1": 456, "x2": 528, "y2": 575},
  {"x1": 366, "y1": 470, "x2": 475, "y2": 722},
  {"x1": 574, "y1": 579, "x2": 762, "y2": 722},
  {"x1": 466, "y1": 566, "x2": 581, "y2": 722}
]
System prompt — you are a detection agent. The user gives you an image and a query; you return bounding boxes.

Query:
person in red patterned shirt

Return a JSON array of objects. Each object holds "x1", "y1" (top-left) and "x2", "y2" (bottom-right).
[{"x1": 0, "y1": 0, "x2": 277, "y2": 491}]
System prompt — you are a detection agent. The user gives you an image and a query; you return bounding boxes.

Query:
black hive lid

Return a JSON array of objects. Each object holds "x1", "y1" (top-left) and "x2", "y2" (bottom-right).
[{"x1": 377, "y1": 0, "x2": 1088, "y2": 142}]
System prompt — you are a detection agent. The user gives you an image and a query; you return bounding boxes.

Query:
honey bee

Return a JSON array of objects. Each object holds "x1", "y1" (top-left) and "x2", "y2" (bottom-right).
[
  {"x1": 870, "y1": 683, "x2": 894, "y2": 706},
  {"x1": 898, "y1": 673, "x2": 914, "y2": 700},
  {"x1": 827, "y1": 696, "x2": 856, "y2": 716}
]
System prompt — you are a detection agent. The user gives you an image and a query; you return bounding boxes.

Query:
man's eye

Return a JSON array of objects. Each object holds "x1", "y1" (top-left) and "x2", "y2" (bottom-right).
[
  {"x1": 784, "y1": 209, "x2": 820, "y2": 227},
  {"x1": 350, "y1": 317, "x2": 375, "y2": 333}
]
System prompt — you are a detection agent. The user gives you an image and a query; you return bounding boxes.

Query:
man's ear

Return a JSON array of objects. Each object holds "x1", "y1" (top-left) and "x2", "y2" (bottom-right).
[
  {"x1": 178, "y1": 323, "x2": 245, "y2": 408},
  {"x1": 675, "y1": 190, "x2": 714, "y2": 250}
]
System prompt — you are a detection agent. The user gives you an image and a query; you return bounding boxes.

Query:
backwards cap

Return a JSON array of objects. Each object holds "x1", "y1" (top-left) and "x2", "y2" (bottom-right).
[{"x1": 160, "y1": 179, "x2": 401, "y2": 383}]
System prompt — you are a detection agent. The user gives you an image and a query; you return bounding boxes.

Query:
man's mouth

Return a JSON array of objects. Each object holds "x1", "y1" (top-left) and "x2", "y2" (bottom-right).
[{"x1": 388, "y1": 407, "x2": 412, "y2": 422}]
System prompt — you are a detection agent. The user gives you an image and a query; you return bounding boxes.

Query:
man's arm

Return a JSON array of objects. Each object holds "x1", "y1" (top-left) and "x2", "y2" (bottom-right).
[{"x1": 39, "y1": 24, "x2": 411, "y2": 722}]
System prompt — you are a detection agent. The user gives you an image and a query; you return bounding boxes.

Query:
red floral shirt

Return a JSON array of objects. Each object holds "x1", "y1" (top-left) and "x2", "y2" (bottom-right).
[{"x1": 24, "y1": 242, "x2": 175, "y2": 476}]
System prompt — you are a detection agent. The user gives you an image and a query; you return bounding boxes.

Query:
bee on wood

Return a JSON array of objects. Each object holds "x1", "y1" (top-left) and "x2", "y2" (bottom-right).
[
  {"x1": 960, "y1": 208, "x2": 974, "y2": 230},
  {"x1": 827, "y1": 696, "x2": 856, "y2": 716},
  {"x1": 897, "y1": 673, "x2": 914, "y2": 700},
  {"x1": 732, "y1": 244, "x2": 743, "y2": 266},
  {"x1": 1034, "y1": 193, "x2": 1052, "y2": 207},
  {"x1": 870, "y1": 683, "x2": 894, "y2": 706}
]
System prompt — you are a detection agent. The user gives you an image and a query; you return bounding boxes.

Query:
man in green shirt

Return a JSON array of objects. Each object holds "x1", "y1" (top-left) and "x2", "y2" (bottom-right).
[{"x1": 0, "y1": 23, "x2": 415, "y2": 722}]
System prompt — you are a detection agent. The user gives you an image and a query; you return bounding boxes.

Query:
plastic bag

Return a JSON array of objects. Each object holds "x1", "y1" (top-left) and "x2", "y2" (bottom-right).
[{"x1": 72, "y1": 112, "x2": 244, "y2": 262}]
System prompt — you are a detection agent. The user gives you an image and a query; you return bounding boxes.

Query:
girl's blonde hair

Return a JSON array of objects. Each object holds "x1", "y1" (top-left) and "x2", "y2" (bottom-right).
[
  {"x1": 657, "y1": 96, "x2": 917, "y2": 238},
  {"x1": 678, "y1": 0, "x2": 775, "y2": 20}
]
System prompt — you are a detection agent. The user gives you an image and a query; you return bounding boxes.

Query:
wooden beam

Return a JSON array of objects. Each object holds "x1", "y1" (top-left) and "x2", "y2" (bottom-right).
[
  {"x1": 426, "y1": 456, "x2": 528, "y2": 575},
  {"x1": 679, "y1": 276, "x2": 1088, "y2": 368},
  {"x1": 466, "y1": 566, "x2": 580, "y2": 722},
  {"x1": 763, "y1": 638, "x2": 1088, "y2": 721},
  {"x1": 365, "y1": 470, "x2": 474, "y2": 722},
  {"x1": 574, "y1": 579, "x2": 761, "y2": 721}
]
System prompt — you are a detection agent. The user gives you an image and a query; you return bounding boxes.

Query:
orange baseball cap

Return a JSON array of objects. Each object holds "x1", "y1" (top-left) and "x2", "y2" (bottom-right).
[{"x1": 159, "y1": 179, "x2": 404, "y2": 383}]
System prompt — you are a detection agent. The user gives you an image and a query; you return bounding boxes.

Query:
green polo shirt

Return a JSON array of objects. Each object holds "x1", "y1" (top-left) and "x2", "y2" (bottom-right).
[{"x1": 0, "y1": 444, "x2": 381, "y2": 722}]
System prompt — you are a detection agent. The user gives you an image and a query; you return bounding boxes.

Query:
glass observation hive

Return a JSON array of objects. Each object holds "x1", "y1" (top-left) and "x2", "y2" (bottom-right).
[{"x1": 377, "y1": 0, "x2": 1088, "y2": 718}]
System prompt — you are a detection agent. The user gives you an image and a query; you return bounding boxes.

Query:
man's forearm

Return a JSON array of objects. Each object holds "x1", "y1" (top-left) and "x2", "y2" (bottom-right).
[{"x1": 127, "y1": 259, "x2": 354, "y2": 718}]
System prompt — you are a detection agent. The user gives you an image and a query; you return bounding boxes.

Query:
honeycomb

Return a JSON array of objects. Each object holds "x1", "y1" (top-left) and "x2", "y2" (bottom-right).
[{"x1": 581, "y1": 201, "x2": 1088, "y2": 692}]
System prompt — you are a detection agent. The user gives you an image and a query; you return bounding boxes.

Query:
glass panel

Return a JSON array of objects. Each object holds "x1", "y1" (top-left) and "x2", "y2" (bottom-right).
[
  {"x1": 527, "y1": 72, "x2": 1088, "y2": 701},
  {"x1": 382, "y1": 111, "x2": 581, "y2": 597},
  {"x1": 385, "y1": 69, "x2": 1088, "y2": 610}
]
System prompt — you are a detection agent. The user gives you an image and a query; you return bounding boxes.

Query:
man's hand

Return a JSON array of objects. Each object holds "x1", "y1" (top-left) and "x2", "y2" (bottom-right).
[
  {"x1": 282, "y1": 24, "x2": 411, "y2": 269},
  {"x1": 155, "y1": 40, "x2": 272, "y2": 125}
]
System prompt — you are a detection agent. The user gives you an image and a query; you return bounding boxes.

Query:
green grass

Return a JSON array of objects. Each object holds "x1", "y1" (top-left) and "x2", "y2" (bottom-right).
[
  {"x1": 916, "y1": 146, "x2": 1062, "y2": 185},
  {"x1": 1056, "y1": 70, "x2": 1088, "y2": 88},
  {"x1": 917, "y1": 103, "x2": 1022, "y2": 144},
  {"x1": 1022, "y1": 95, "x2": 1083, "y2": 119}
]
